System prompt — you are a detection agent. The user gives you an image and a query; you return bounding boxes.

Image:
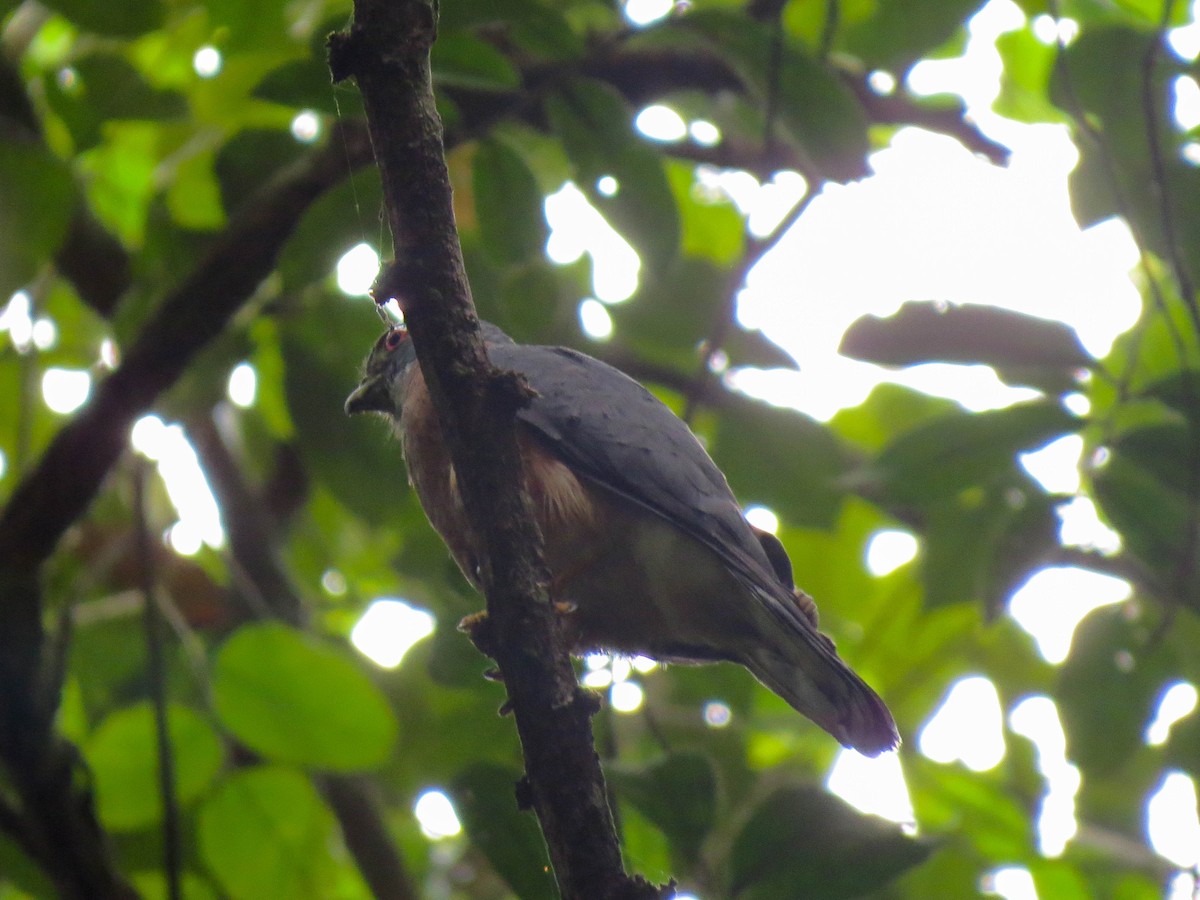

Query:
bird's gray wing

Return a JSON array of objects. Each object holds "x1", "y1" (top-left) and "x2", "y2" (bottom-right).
[
  {"x1": 490, "y1": 343, "x2": 780, "y2": 593},
  {"x1": 492, "y1": 342, "x2": 899, "y2": 755}
]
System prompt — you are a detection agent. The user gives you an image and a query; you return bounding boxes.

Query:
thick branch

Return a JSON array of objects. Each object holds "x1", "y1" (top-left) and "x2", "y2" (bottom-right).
[{"x1": 329, "y1": 6, "x2": 664, "y2": 897}]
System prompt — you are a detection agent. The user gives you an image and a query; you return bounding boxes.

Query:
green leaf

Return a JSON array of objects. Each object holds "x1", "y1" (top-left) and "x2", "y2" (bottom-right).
[
  {"x1": 608, "y1": 752, "x2": 716, "y2": 863},
  {"x1": 835, "y1": 0, "x2": 982, "y2": 71},
  {"x1": 1058, "y1": 604, "x2": 1175, "y2": 774},
  {"x1": 729, "y1": 784, "x2": 932, "y2": 898},
  {"x1": 682, "y1": 10, "x2": 869, "y2": 182},
  {"x1": 1058, "y1": 26, "x2": 1200, "y2": 286},
  {"x1": 723, "y1": 326, "x2": 800, "y2": 370},
  {"x1": 994, "y1": 27, "x2": 1068, "y2": 124},
  {"x1": 830, "y1": 382, "x2": 959, "y2": 454},
  {"x1": 868, "y1": 400, "x2": 1080, "y2": 506},
  {"x1": 254, "y1": 59, "x2": 361, "y2": 116},
  {"x1": 711, "y1": 400, "x2": 854, "y2": 528},
  {"x1": 84, "y1": 703, "x2": 224, "y2": 832},
  {"x1": 432, "y1": 32, "x2": 521, "y2": 91},
  {"x1": 667, "y1": 160, "x2": 745, "y2": 266},
  {"x1": 44, "y1": 55, "x2": 187, "y2": 150},
  {"x1": 130, "y1": 871, "x2": 219, "y2": 900},
  {"x1": 282, "y1": 296, "x2": 405, "y2": 524},
  {"x1": 451, "y1": 763, "x2": 557, "y2": 900},
  {"x1": 840, "y1": 302, "x2": 1092, "y2": 392},
  {"x1": 1090, "y1": 436, "x2": 1193, "y2": 575},
  {"x1": 277, "y1": 168, "x2": 385, "y2": 292},
  {"x1": 39, "y1": 0, "x2": 163, "y2": 35},
  {"x1": 608, "y1": 256, "x2": 729, "y2": 366},
  {"x1": 215, "y1": 130, "x2": 307, "y2": 221},
  {"x1": 473, "y1": 138, "x2": 550, "y2": 265},
  {"x1": 0, "y1": 834, "x2": 55, "y2": 897},
  {"x1": 198, "y1": 766, "x2": 344, "y2": 900},
  {"x1": 905, "y1": 756, "x2": 1031, "y2": 859},
  {"x1": 438, "y1": 0, "x2": 584, "y2": 59},
  {"x1": 202, "y1": 0, "x2": 292, "y2": 52},
  {"x1": 0, "y1": 141, "x2": 75, "y2": 297},
  {"x1": 545, "y1": 78, "x2": 680, "y2": 268},
  {"x1": 921, "y1": 476, "x2": 1058, "y2": 612},
  {"x1": 212, "y1": 622, "x2": 398, "y2": 771}
]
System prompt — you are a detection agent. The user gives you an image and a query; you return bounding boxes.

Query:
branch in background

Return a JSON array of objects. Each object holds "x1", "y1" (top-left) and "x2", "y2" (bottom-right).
[
  {"x1": 187, "y1": 416, "x2": 418, "y2": 900},
  {"x1": 842, "y1": 75, "x2": 1010, "y2": 166},
  {"x1": 0, "y1": 123, "x2": 374, "y2": 898},
  {"x1": 133, "y1": 462, "x2": 182, "y2": 900},
  {"x1": 329, "y1": 4, "x2": 666, "y2": 896}
]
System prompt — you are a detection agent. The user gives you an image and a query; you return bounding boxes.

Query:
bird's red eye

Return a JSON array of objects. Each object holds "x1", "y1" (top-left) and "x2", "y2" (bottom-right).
[{"x1": 384, "y1": 327, "x2": 407, "y2": 351}]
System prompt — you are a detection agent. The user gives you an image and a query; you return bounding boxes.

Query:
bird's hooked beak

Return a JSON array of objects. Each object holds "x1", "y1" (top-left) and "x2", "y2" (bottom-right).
[{"x1": 344, "y1": 374, "x2": 391, "y2": 416}]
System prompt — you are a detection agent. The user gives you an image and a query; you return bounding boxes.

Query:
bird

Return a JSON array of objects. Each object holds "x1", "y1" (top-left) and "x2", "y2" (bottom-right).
[{"x1": 346, "y1": 320, "x2": 898, "y2": 755}]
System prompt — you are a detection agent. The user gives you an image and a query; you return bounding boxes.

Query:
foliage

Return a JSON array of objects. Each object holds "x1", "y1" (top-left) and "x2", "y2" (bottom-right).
[{"x1": 0, "y1": 0, "x2": 1198, "y2": 897}]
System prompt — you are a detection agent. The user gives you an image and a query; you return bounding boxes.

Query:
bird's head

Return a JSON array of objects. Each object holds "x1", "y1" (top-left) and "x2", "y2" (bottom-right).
[
  {"x1": 344, "y1": 321, "x2": 515, "y2": 419},
  {"x1": 344, "y1": 325, "x2": 417, "y2": 419}
]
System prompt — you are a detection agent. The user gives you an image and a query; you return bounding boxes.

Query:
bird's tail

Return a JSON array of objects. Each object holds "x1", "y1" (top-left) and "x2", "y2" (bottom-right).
[{"x1": 740, "y1": 587, "x2": 899, "y2": 757}]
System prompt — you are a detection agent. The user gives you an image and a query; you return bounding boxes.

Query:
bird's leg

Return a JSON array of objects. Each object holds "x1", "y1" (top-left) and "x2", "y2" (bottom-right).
[{"x1": 458, "y1": 612, "x2": 517, "y2": 716}]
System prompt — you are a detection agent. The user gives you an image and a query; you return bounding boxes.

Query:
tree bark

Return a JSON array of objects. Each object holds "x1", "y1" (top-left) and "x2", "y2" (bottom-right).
[{"x1": 328, "y1": 5, "x2": 668, "y2": 897}]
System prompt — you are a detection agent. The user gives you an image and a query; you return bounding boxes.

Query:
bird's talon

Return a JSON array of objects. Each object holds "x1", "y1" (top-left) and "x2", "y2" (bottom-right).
[
  {"x1": 497, "y1": 698, "x2": 514, "y2": 717},
  {"x1": 459, "y1": 610, "x2": 499, "y2": 655},
  {"x1": 483, "y1": 667, "x2": 504, "y2": 682}
]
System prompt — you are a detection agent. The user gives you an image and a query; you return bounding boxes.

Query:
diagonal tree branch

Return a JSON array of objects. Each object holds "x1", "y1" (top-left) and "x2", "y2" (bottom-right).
[{"x1": 328, "y1": 4, "x2": 666, "y2": 897}]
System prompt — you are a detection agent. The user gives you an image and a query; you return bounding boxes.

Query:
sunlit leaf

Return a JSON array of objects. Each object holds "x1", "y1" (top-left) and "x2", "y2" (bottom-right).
[
  {"x1": 213, "y1": 623, "x2": 398, "y2": 770},
  {"x1": 994, "y1": 27, "x2": 1067, "y2": 124},
  {"x1": 198, "y1": 766, "x2": 344, "y2": 900},
  {"x1": 835, "y1": 0, "x2": 980, "y2": 71},
  {"x1": 85, "y1": 703, "x2": 224, "y2": 831}
]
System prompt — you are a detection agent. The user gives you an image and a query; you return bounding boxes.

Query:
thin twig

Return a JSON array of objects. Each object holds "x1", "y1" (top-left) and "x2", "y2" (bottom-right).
[{"x1": 133, "y1": 461, "x2": 181, "y2": 900}]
